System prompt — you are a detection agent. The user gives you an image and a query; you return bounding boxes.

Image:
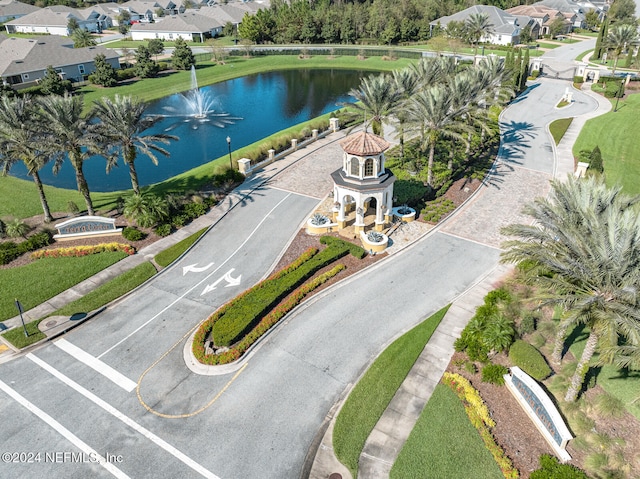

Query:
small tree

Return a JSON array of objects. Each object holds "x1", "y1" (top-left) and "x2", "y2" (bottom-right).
[
  {"x1": 134, "y1": 45, "x2": 159, "y2": 78},
  {"x1": 154, "y1": 7, "x2": 165, "y2": 18},
  {"x1": 90, "y1": 54, "x2": 117, "y2": 87},
  {"x1": 171, "y1": 38, "x2": 195, "y2": 70},
  {"x1": 223, "y1": 21, "x2": 234, "y2": 37},
  {"x1": 72, "y1": 28, "x2": 96, "y2": 48},
  {"x1": 520, "y1": 25, "x2": 533, "y2": 44},
  {"x1": 147, "y1": 38, "x2": 164, "y2": 61},
  {"x1": 117, "y1": 11, "x2": 131, "y2": 26},
  {"x1": 67, "y1": 17, "x2": 80, "y2": 33},
  {"x1": 40, "y1": 66, "x2": 68, "y2": 95},
  {"x1": 588, "y1": 145, "x2": 604, "y2": 173},
  {"x1": 549, "y1": 17, "x2": 566, "y2": 38}
]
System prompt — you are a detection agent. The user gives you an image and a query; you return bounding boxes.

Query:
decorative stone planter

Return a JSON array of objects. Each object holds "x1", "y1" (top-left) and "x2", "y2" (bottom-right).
[
  {"x1": 392, "y1": 206, "x2": 416, "y2": 223},
  {"x1": 306, "y1": 213, "x2": 336, "y2": 235},
  {"x1": 360, "y1": 230, "x2": 388, "y2": 253}
]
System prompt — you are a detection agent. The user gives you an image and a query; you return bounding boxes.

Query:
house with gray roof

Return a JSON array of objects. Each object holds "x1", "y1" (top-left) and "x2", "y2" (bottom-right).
[
  {"x1": 430, "y1": 5, "x2": 539, "y2": 46},
  {"x1": 0, "y1": 0, "x2": 40, "y2": 24},
  {"x1": 0, "y1": 33, "x2": 119, "y2": 87},
  {"x1": 534, "y1": 0, "x2": 589, "y2": 28},
  {"x1": 4, "y1": 5, "x2": 111, "y2": 35},
  {"x1": 130, "y1": 11, "x2": 222, "y2": 41}
]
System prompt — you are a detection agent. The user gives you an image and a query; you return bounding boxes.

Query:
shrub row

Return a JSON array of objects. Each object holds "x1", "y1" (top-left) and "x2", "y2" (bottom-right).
[
  {"x1": 443, "y1": 373, "x2": 519, "y2": 479},
  {"x1": 213, "y1": 242, "x2": 351, "y2": 346},
  {"x1": 31, "y1": 243, "x2": 135, "y2": 260},
  {"x1": 508, "y1": 340, "x2": 551, "y2": 380},
  {"x1": 122, "y1": 226, "x2": 146, "y2": 242},
  {"x1": 0, "y1": 231, "x2": 53, "y2": 265},
  {"x1": 422, "y1": 197, "x2": 455, "y2": 223},
  {"x1": 193, "y1": 263, "x2": 346, "y2": 365},
  {"x1": 320, "y1": 235, "x2": 367, "y2": 259},
  {"x1": 530, "y1": 454, "x2": 588, "y2": 479}
]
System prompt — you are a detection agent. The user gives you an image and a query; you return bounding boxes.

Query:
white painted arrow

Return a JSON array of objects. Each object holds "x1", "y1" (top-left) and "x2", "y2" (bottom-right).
[
  {"x1": 182, "y1": 262, "x2": 214, "y2": 276},
  {"x1": 200, "y1": 268, "x2": 242, "y2": 295}
]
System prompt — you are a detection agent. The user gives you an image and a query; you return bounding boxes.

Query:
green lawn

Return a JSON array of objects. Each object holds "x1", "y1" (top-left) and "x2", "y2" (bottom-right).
[
  {"x1": 390, "y1": 384, "x2": 503, "y2": 479},
  {"x1": 536, "y1": 42, "x2": 561, "y2": 49},
  {"x1": 52, "y1": 261, "x2": 157, "y2": 318},
  {"x1": 568, "y1": 328, "x2": 640, "y2": 420},
  {"x1": 549, "y1": 117, "x2": 573, "y2": 145},
  {"x1": 2, "y1": 319, "x2": 46, "y2": 349},
  {"x1": 0, "y1": 252, "x2": 128, "y2": 321},
  {"x1": 573, "y1": 91, "x2": 640, "y2": 194},
  {"x1": 333, "y1": 305, "x2": 449, "y2": 477},
  {"x1": 155, "y1": 228, "x2": 208, "y2": 267}
]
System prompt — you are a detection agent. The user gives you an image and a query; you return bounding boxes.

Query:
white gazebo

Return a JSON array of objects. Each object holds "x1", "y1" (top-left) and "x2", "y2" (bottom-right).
[{"x1": 331, "y1": 131, "x2": 396, "y2": 233}]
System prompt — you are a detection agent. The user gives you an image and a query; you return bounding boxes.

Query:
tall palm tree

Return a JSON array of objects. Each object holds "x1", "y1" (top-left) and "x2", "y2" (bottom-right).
[
  {"x1": 71, "y1": 28, "x2": 97, "y2": 48},
  {"x1": 501, "y1": 175, "x2": 640, "y2": 402},
  {"x1": 38, "y1": 93, "x2": 97, "y2": 215},
  {"x1": 90, "y1": 95, "x2": 178, "y2": 195},
  {"x1": 606, "y1": 23, "x2": 639, "y2": 74},
  {"x1": 392, "y1": 67, "x2": 420, "y2": 160},
  {"x1": 0, "y1": 96, "x2": 61, "y2": 223},
  {"x1": 347, "y1": 73, "x2": 402, "y2": 137},
  {"x1": 465, "y1": 12, "x2": 495, "y2": 56},
  {"x1": 406, "y1": 84, "x2": 474, "y2": 187},
  {"x1": 409, "y1": 56, "x2": 457, "y2": 90}
]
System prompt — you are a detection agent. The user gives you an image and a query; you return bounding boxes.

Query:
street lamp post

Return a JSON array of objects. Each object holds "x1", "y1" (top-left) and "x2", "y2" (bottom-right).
[
  {"x1": 226, "y1": 136, "x2": 233, "y2": 170},
  {"x1": 14, "y1": 299, "x2": 27, "y2": 337}
]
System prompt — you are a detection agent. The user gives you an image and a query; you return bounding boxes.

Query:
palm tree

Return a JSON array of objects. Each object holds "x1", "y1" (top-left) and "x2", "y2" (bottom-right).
[
  {"x1": 391, "y1": 67, "x2": 420, "y2": 160},
  {"x1": 38, "y1": 93, "x2": 97, "y2": 215},
  {"x1": 409, "y1": 56, "x2": 457, "y2": 90},
  {"x1": 71, "y1": 28, "x2": 96, "y2": 48},
  {"x1": 346, "y1": 73, "x2": 402, "y2": 137},
  {"x1": 501, "y1": 175, "x2": 640, "y2": 402},
  {"x1": 606, "y1": 24, "x2": 639, "y2": 74},
  {"x1": 406, "y1": 84, "x2": 474, "y2": 187},
  {"x1": 0, "y1": 96, "x2": 61, "y2": 223},
  {"x1": 90, "y1": 95, "x2": 178, "y2": 195},
  {"x1": 465, "y1": 12, "x2": 495, "y2": 56}
]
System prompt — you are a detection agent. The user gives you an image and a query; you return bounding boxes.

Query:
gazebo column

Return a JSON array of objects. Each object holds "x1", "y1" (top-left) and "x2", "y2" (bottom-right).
[
  {"x1": 383, "y1": 190, "x2": 393, "y2": 224},
  {"x1": 354, "y1": 200, "x2": 365, "y2": 233},
  {"x1": 374, "y1": 194, "x2": 386, "y2": 231}
]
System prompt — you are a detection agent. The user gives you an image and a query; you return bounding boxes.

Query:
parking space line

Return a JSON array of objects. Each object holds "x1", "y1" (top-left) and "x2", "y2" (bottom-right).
[
  {"x1": 54, "y1": 339, "x2": 137, "y2": 393},
  {"x1": 0, "y1": 378, "x2": 131, "y2": 479},
  {"x1": 27, "y1": 353, "x2": 221, "y2": 479}
]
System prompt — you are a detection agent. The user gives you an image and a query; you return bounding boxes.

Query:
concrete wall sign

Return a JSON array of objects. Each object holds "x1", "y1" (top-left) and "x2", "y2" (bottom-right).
[
  {"x1": 54, "y1": 216, "x2": 122, "y2": 240},
  {"x1": 504, "y1": 366, "x2": 573, "y2": 462}
]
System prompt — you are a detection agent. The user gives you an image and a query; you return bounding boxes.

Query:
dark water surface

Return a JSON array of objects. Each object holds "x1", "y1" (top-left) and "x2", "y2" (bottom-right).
[{"x1": 11, "y1": 69, "x2": 364, "y2": 192}]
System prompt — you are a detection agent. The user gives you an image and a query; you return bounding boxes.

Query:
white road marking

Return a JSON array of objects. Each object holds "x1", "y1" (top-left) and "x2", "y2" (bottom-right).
[
  {"x1": 182, "y1": 262, "x2": 215, "y2": 276},
  {"x1": 54, "y1": 339, "x2": 137, "y2": 393},
  {"x1": 97, "y1": 192, "x2": 292, "y2": 359},
  {"x1": 200, "y1": 268, "x2": 242, "y2": 296},
  {"x1": 0, "y1": 378, "x2": 131, "y2": 479},
  {"x1": 27, "y1": 353, "x2": 221, "y2": 479}
]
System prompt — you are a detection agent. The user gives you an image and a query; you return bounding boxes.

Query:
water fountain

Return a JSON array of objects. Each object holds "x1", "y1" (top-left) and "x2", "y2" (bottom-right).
[{"x1": 160, "y1": 65, "x2": 241, "y2": 129}]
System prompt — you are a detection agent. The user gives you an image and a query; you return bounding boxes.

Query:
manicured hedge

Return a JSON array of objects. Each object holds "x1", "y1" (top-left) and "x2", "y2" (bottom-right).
[
  {"x1": 530, "y1": 454, "x2": 588, "y2": 479},
  {"x1": 30, "y1": 243, "x2": 135, "y2": 260},
  {"x1": 0, "y1": 231, "x2": 53, "y2": 265},
  {"x1": 319, "y1": 235, "x2": 367, "y2": 259},
  {"x1": 213, "y1": 243, "x2": 350, "y2": 346},
  {"x1": 508, "y1": 340, "x2": 551, "y2": 380}
]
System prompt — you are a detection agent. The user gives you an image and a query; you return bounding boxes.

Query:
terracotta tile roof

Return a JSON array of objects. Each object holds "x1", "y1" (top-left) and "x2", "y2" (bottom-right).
[{"x1": 339, "y1": 131, "x2": 390, "y2": 156}]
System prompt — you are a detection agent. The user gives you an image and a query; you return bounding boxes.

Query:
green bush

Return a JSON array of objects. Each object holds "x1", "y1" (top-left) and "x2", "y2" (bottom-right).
[
  {"x1": 122, "y1": 226, "x2": 146, "y2": 242},
  {"x1": 171, "y1": 215, "x2": 187, "y2": 228},
  {"x1": 573, "y1": 75, "x2": 584, "y2": 85},
  {"x1": 0, "y1": 231, "x2": 53, "y2": 265},
  {"x1": 116, "y1": 67, "x2": 136, "y2": 81},
  {"x1": 422, "y1": 197, "x2": 455, "y2": 223},
  {"x1": 393, "y1": 180, "x2": 429, "y2": 208},
  {"x1": 481, "y1": 364, "x2": 508, "y2": 385},
  {"x1": 518, "y1": 312, "x2": 537, "y2": 336},
  {"x1": 182, "y1": 202, "x2": 207, "y2": 220},
  {"x1": 319, "y1": 235, "x2": 366, "y2": 258},
  {"x1": 508, "y1": 340, "x2": 551, "y2": 380},
  {"x1": 154, "y1": 224, "x2": 173, "y2": 237},
  {"x1": 530, "y1": 454, "x2": 589, "y2": 479},
  {"x1": 531, "y1": 70, "x2": 540, "y2": 78}
]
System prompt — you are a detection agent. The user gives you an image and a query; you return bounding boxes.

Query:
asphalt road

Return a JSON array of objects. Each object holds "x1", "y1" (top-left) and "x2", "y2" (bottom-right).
[{"x1": 0, "y1": 39, "x2": 599, "y2": 479}]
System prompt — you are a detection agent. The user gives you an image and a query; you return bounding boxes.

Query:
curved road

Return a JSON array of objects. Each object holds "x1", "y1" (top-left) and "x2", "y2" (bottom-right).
[{"x1": 0, "y1": 43, "x2": 600, "y2": 479}]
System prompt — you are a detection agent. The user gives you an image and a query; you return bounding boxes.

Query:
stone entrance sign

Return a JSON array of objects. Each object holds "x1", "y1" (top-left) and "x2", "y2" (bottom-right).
[{"x1": 54, "y1": 216, "x2": 122, "y2": 241}]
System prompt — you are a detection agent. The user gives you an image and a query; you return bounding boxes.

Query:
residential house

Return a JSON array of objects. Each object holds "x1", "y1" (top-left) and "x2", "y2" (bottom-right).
[
  {"x1": 0, "y1": 0, "x2": 40, "y2": 24},
  {"x1": 430, "y1": 5, "x2": 539, "y2": 46},
  {"x1": 116, "y1": 0, "x2": 182, "y2": 22},
  {"x1": 534, "y1": 0, "x2": 589, "y2": 28},
  {"x1": 130, "y1": 11, "x2": 222, "y2": 41},
  {"x1": 506, "y1": 4, "x2": 573, "y2": 36},
  {"x1": 0, "y1": 33, "x2": 120, "y2": 87},
  {"x1": 196, "y1": 3, "x2": 260, "y2": 29},
  {"x1": 4, "y1": 5, "x2": 111, "y2": 35}
]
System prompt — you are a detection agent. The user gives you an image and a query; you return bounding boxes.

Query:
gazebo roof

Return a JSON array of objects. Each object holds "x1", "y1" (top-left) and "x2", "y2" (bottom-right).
[{"x1": 339, "y1": 131, "x2": 390, "y2": 156}]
